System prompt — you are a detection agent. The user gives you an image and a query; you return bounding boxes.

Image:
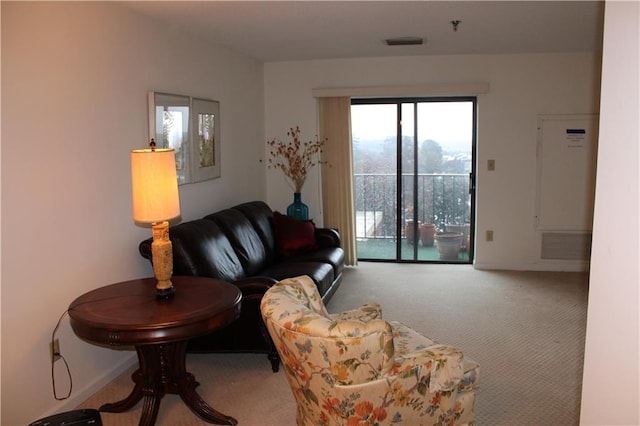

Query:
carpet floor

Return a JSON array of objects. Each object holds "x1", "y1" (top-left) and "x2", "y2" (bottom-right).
[{"x1": 78, "y1": 263, "x2": 589, "y2": 425}]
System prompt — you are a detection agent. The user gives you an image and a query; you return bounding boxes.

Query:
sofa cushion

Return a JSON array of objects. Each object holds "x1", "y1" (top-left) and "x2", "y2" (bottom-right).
[
  {"x1": 205, "y1": 209, "x2": 269, "y2": 276},
  {"x1": 169, "y1": 219, "x2": 245, "y2": 281},
  {"x1": 285, "y1": 246, "x2": 345, "y2": 278},
  {"x1": 233, "y1": 201, "x2": 277, "y2": 260},
  {"x1": 273, "y1": 211, "x2": 317, "y2": 257}
]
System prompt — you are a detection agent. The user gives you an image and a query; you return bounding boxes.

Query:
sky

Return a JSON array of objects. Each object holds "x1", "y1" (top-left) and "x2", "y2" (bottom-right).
[{"x1": 351, "y1": 101, "x2": 473, "y2": 150}]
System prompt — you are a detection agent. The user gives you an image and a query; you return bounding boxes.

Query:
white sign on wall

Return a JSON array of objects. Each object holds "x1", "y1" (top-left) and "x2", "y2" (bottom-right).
[{"x1": 565, "y1": 128, "x2": 587, "y2": 150}]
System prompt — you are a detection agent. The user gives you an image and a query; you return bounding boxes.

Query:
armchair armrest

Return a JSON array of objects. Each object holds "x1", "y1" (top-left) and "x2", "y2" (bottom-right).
[
  {"x1": 325, "y1": 318, "x2": 396, "y2": 384},
  {"x1": 315, "y1": 227, "x2": 341, "y2": 248},
  {"x1": 329, "y1": 302, "x2": 382, "y2": 322},
  {"x1": 391, "y1": 344, "x2": 465, "y2": 393}
]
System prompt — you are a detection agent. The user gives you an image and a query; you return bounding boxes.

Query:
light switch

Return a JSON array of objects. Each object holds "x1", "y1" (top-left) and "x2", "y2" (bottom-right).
[{"x1": 487, "y1": 159, "x2": 495, "y2": 171}]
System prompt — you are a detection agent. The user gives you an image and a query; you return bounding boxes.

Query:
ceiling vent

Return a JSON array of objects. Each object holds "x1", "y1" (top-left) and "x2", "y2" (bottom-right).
[{"x1": 385, "y1": 37, "x2": 424, "y2": 46}]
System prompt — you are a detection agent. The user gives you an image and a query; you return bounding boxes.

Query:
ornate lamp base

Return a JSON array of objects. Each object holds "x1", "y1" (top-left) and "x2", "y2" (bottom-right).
[{"x1": 151, "y1": 221, "x2": 176, "y2": 299}]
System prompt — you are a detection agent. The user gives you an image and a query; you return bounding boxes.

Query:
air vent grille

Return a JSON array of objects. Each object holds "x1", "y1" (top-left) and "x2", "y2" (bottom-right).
[
  {"x1": 541, "y1": 232, "x2": 592, "y2": 260},
  {"x1": 385, "y1": 37, "x2": 423, "y2": 46}
]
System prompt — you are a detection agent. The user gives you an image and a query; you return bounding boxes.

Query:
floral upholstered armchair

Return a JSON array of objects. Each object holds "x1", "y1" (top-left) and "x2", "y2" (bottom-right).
[{"x1": 260, "y1": 275, "x2": 479, "y2": 426}]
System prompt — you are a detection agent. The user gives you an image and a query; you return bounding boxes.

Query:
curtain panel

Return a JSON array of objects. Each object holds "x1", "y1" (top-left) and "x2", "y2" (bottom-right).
[{"x1": 318, "y1": 97, "x2": 357, "y2": 266}]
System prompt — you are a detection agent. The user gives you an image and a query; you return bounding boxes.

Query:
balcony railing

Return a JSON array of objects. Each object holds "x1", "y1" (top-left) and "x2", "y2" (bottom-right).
[{"x1": 355, "y1": 173, "x2": 471, "y2": 240}]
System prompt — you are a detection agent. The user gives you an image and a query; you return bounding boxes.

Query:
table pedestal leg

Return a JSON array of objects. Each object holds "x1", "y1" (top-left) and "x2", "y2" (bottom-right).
[{"x1": 100, "y1": 342, "x2": 237, "y2": 426}]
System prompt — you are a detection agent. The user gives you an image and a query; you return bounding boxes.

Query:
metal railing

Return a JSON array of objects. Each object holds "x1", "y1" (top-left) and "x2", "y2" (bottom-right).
[{"x1": 355, "y1": 173, "x2": 471, "y2": 240}]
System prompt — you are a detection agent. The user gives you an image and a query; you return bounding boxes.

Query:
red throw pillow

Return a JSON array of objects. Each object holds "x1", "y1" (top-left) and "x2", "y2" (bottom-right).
[{"x1": 273, "y1": 211, "x2": 317, "y2": 257}]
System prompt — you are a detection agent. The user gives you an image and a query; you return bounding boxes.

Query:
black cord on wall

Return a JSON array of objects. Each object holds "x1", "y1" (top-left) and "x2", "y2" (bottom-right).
[{"x1": 51, "y1": 310, "x2": 73, "y2": 400}]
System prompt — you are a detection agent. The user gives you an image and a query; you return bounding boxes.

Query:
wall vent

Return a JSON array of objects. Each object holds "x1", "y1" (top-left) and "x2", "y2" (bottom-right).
[
  {"x1": 541, "y1": 232, "x2": 592, "y2": 260},
  {"x1": 385, "y1": 37, "x2": 423, "y2": 46}
]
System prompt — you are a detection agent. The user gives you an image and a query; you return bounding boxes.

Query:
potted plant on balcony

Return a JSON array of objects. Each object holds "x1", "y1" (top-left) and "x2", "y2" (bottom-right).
[
  {"x1": 434, "y1": 231, "x2": 464, "y2": 261},
  {"x1": 445, "y1": 223, "x2": 470, "y2": 251},
  {"x1": 419, "y1": 223, "x2": 436, "y2": 247},
  {"x1": 405, "y1": 219, "x2": 419, "y2": 245}
]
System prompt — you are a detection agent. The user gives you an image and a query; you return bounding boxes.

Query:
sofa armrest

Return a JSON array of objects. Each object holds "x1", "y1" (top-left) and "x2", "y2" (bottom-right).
[
  {"x1": 315, "y1": 227, "x2": 341, "y2": 248},
  {"x1": 139, "y1": 238, "x2": 152, "y2": 261},
  {"x1": 329, "y1": 302, "x2": 382, "y2": 322},
  {"x1": 232, "y1": 276, "x2": 278, "y2": 296},
  {"x1": 391, "y1": 344, "x2": 465, "y2": 393}
]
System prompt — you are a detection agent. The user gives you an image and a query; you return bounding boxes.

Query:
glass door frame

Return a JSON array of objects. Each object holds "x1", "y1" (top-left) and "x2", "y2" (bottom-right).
[{"x1": 352, "y1": 96, "x2": 477, "y2": 264}]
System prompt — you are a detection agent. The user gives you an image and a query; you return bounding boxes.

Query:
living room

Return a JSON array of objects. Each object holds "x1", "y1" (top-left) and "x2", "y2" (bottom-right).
[{"x1": 2, "y1": 2, "x2": 638, "y2": 425}]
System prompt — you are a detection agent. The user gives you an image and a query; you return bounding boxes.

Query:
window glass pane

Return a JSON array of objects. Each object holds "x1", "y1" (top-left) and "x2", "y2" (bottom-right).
[{"x1": 352, "y1": 104, "x2": 397, "y2": 260}]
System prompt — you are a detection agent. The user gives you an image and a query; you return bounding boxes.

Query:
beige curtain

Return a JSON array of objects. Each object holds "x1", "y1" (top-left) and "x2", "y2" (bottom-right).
[{"x1": 318, "y1": 97, "x2": 357, "y2": 266}]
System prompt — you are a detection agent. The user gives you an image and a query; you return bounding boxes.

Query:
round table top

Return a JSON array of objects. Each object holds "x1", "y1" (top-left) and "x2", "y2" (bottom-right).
[{"x1": 68, "y1": 276, "x2": 242, "y2": 346}]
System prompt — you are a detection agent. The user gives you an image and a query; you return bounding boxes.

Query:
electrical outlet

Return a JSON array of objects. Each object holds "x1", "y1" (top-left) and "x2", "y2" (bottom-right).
[
  {"x1": 50, "y1": 339, "x2": 61, "y2": 363},
  {"x1": 486, "y1": 230, "x2": 494, "y2": 242}
]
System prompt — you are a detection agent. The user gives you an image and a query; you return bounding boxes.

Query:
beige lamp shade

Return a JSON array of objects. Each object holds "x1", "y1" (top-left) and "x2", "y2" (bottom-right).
[{"x1": 131, "y1": 148, "x2": 181, "y2": 223}]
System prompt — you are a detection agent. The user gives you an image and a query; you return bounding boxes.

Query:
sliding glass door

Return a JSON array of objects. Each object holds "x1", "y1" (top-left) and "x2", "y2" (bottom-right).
[{"x1": 352, "y1": 98, "x2": 476, "y2": 263}]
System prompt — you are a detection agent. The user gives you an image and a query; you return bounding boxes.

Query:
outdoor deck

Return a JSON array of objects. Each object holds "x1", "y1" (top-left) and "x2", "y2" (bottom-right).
[{"x1": 356, "y1": 238, "x2": 471, "y2": 262}]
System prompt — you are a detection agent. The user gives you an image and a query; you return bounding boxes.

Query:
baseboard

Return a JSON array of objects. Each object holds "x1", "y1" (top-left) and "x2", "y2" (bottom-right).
[
  {"x1": 473, "y1": 261, "x2": 590, "y2": 272},
  {"x1": 34, "y1": 354, "x2": 137, "y2": 421}
]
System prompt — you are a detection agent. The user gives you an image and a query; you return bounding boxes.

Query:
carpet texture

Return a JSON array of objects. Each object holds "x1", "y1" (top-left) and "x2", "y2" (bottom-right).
[{"x1": 77, "y1": 263, "x2": 589, "y2": 425}]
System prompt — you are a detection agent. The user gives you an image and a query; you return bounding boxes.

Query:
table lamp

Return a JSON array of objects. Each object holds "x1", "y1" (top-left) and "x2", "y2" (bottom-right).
[{"x1": 131, "y1": 143, "x2": 181, "y2": 298}]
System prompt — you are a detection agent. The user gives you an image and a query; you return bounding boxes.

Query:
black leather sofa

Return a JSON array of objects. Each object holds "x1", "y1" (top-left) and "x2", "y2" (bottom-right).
[{"x1": 139, "y1": 201, "x2": 345, "y2": 372}]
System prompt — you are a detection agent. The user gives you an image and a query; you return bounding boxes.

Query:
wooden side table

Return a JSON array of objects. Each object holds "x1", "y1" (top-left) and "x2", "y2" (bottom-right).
[{"x1": 69, "y1": 276, "x2": 242, "y2": 426}]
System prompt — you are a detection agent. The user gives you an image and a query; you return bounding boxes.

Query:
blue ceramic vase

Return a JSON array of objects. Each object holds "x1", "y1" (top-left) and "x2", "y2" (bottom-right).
[{"x1": 287, "y1": 192, "x2": 309, "y2": 220}]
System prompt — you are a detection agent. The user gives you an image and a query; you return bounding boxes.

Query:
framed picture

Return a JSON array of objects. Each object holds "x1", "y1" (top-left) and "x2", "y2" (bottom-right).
[
  {"x1": 148, "y1": 92, "x2": 221, "y2": 184},
  {"x1": 191, "y1": 98, "x2": 221, "y2": 181}
]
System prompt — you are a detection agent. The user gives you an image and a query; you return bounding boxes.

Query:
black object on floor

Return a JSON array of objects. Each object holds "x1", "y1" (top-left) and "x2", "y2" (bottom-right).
[{"x1": 29, "y1": 409, "x2": 102, "y2": 426}]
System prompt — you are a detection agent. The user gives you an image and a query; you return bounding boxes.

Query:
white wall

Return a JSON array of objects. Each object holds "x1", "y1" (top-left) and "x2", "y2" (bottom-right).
[
  {"x1": 264, "y1": 52, "x2": 601, "y2": 270},
  {"x1": 580, "y1": 1, "x2": 639, "y2": 424},
  {"x1": 1, "y1": 3, "x2": 265, "y2": 424}
]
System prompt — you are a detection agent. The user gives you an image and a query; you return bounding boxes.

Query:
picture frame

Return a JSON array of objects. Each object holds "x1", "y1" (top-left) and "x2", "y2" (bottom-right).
[
  {"x1": 191, "y1": 98, "x2": 221, "y2": 181},
  {"x1": 148, "y1": 92, "x2": 221, "y2": 185}
]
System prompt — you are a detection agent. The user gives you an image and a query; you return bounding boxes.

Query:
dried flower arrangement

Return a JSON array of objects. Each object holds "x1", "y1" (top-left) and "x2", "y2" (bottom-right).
[{"x1": 266, "y1": 126, "x2": 326, "y2": 193}]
